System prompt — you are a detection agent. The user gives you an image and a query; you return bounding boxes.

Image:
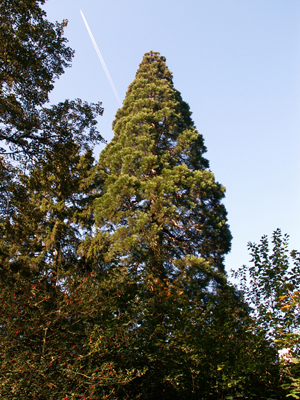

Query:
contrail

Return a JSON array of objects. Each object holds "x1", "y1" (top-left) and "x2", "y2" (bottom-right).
[{"x1": 80, "y1": 10, "x2": 122, "y2": 107}]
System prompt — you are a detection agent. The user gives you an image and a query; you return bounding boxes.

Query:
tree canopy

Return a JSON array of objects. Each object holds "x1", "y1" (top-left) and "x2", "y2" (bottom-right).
[
  {"x1": 0, "y1": 0, "x2": 104, "y2": 158},
  {"x1": 0, "y1": 2, "x2": 293, "y2": 397},
  {"x1": 234, "y1": 229, "x2": 300, "y2": 399},
  {"x1": 90, "y1": 51, "x2": 232, "y2": 290}
]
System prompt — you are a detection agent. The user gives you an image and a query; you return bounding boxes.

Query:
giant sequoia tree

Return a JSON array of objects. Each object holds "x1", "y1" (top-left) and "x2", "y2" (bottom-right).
[
  {"x1": 85, "y1": 52, "x2": 284, "y2": 399},
  {"x1": 1, "y1": 13, "x2": 286, "y2": 395},
  {"x1": 92, "y1": 51, "x2": 232, "y2": 290}
]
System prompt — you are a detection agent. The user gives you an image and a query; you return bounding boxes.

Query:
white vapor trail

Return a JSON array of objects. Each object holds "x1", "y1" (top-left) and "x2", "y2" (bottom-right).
[{"x1": 80, "y1": 10, "x2": 121, "y2": 107}]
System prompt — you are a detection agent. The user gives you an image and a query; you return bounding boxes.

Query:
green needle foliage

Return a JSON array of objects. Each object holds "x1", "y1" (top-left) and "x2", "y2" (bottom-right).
[
  {"x1": 0, "y1": 256, "x2": 145, "y2": 399},
  {"x1": 83, "y1": 52, "x2": 282, "y2": 399},
  {"x1": 92, "y1": 51, "x2": 232, "y2": 290},
  {"x1": 0, "y1": 1, "x2": 139, "y2": 397},
  {"x1": 0, "y1": 97, "x2": 138, "y2": 400},
  {"x1": 0, "y1": 6, "x2": 288, "y2": 395}
]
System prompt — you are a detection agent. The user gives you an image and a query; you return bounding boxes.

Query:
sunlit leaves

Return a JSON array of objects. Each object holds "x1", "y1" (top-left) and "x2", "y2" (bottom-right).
[{"x1": 92, "y1": 51, "x2": 231, "y2": 286}]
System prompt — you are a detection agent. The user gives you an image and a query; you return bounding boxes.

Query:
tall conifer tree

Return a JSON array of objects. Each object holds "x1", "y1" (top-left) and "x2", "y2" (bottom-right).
[{"x1": 92, "y1": 51, "x2": 231, "y2": 290}]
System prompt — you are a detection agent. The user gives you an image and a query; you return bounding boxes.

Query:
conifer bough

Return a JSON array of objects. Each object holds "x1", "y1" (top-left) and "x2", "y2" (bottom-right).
[{"x1": 93, "y1": 51, "x2": 232, "y2": 289}]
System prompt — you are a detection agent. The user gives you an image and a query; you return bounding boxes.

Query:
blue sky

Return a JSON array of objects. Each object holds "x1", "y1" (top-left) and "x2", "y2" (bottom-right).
[{"x1": 43, "y1": 0, "x2": 300, "y2": 277}]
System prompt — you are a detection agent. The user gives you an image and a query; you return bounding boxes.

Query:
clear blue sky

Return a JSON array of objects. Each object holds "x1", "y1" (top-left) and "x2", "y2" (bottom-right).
[{"x1": 43, "y1": 0, "x2": 300, "y2": 278}]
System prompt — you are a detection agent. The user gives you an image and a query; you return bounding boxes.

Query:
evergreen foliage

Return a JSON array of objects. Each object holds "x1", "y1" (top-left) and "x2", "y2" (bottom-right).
[
  {"x1": 0, "y1": 4, "x2": 291, "y2": 396},
  {"x1": 0, "y1": 1, "x2": 139, "y2": 397},
  {"x1": 83, "y1": 52, "x2": 283, "y2": 399},
  {"x1": 91, "y1": 51, "x2": 232, "y2": 290}
]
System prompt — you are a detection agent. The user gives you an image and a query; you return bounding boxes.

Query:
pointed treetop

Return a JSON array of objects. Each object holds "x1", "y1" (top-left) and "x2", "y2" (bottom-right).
[
  {"x1": 112, "y1": 51, "x2": 209, "y2": 171},
  {"x1": 92, "y1": 51, "x2": 231, "y2": 287}
]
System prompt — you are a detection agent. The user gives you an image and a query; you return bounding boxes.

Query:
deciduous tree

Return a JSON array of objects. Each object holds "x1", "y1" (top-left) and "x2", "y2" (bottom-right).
[
  {"x1": 0, "y1": 2, "x2": 139, "y2": 398},
  {"x1": 234, "y1": 229, "x2": 300, "y2": 399},
  {"x1": 0, "y1": 0, "x2": 104, "y2": 219}
]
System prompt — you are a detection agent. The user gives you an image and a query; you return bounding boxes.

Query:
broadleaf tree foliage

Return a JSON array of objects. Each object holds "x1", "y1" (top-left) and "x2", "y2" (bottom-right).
[
  {"x1": 234, "y1": 229, "x2": 300, "y2": 399},
  {"x1": 0, "y1": 1, "x2": 141, "y2": 398},
  {"x1": 0, "y1": 0, "x2": 103, "y2": 158},
  {"x1": 0, "y1": 0, "x2": 104, "y2": 216},
  {"x1": 0, "y1": 2, "x2": 289, "y2": 396}
]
